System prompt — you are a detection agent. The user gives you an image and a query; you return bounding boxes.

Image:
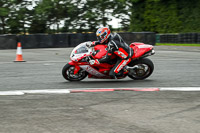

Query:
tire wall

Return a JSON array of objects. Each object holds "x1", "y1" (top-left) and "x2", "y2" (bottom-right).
[
  {"x1": 157, "y1": 33, "x2": 200, "y2": 44},
  {"x1": 0, "y1": 32, "x2": 155, "y2": 49}
]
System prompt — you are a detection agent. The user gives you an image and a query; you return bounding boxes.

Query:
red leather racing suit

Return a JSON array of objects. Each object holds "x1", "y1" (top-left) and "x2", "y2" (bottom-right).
[{"x1": 93, "y1": 33, "x2": 134, "y2": 78}]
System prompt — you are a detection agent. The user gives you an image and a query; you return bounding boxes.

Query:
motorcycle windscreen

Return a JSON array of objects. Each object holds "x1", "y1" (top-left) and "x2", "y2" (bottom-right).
[{"x1": 75, "y1": 46, "x2": 88, "y2": 54}]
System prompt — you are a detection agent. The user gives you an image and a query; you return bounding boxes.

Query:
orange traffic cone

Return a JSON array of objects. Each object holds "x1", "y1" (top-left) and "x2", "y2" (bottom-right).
[{"x1": 14, "y1": 42, "x2": 26, "y2": 62}]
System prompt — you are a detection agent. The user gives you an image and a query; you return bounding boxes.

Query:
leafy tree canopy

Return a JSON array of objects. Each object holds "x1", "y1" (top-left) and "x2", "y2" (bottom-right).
[{"x1": 0, "y1": 0, "x2": 200, "y2": 34}]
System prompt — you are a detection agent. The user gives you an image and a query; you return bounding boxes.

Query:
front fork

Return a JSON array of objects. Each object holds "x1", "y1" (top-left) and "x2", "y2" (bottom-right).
[
  {"x1": 68, "y1": 61, "x2": 91, "y2": 75},
  {"x1": 68, "y1": 61, "x2": 81, "y2": 75}
]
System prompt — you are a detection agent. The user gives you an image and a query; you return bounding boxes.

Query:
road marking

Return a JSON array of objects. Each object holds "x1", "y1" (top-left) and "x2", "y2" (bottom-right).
[
  {"x1": 0, "y1": 89, "x2": 70, "y2": 96},
  {"x1": 0, "y1": 91, "x2": 25, "y2": 96},
  {"x1": 71, "y1": 89, "x2": 115, "y2": 93},
  {"x1": 0, "y1": 87, "x2": 200, "y2": 96},
  {"x1": 160, "y1": 87, "x2": 200, "y2": 91}
]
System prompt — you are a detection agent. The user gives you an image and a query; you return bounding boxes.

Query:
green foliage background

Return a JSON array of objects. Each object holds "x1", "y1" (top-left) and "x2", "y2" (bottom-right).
[
  {"x1": 0, "y1": 0, "x2": 200, "y2": 34},
  {"x1": 130, "y1": 0, "x2": 200, "y2": 33}
]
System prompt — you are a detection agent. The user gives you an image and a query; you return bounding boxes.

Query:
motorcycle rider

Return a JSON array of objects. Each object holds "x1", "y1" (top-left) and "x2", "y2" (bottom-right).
[{"x1": 87, "y1": 27, "x2": 134, "y2": 78}]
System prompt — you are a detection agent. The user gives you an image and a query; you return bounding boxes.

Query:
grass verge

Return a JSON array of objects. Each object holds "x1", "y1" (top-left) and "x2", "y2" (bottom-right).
[{"x1": 156, "y1": 43, "x2": 200, "y2": 47}]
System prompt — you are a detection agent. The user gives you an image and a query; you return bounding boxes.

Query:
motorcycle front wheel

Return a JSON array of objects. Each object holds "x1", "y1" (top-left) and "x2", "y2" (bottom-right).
[
  {"x1": 128, "y1": 58, "x2": 154, "y2": 80},
  {"x1": 62, "y1": 64, "x2": 88, "y2": 81}
]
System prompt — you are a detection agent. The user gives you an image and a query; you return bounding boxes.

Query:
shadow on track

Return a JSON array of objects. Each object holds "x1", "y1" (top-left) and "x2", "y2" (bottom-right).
[{"x1": 61, "y1": 79, "x2": 154, "y2": 84}]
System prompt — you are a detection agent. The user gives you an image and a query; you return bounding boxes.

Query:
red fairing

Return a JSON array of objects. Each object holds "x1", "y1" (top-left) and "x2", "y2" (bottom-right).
[
  {"x1": 88, "y1": 63, "x2": 115, "y2": 78},
  {"x1": 68, "y1": 61, "x2": 75, "y2": 65},
  {"x1": 68, "y1": 61, "x2": 89, "y2": 74},
  {"x1": 94, "y1": 45, "x2": 107, "y2": 59},
  {"x1": 130, "y1": 43, "x2": 153, "y2": 59},
  {"x1": 93, "y1": 45, "x2": 116, "y2": 59},
  {"x1": 69, "y1": 61, "x2": 89, "y2": 66}
]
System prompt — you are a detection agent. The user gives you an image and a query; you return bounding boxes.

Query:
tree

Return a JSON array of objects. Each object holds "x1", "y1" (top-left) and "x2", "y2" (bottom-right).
[
  {"x1": 29, "y1": 0, "x2": 72, "y2": 33},
  {"x1": 129, "y1": 0, "x2": 145, "y2": 32},
  {"x1": 178, "y1": 0, "x2": 200, "y2": 32},
  {"x1": 0, "y1": 0, "x2": 12, "y2": 34},
  {"x1": 0, "y1": 0, "x2": 33, "y2": 34},
  {"x1": 128, "y1": 0, "x2": 200, "y2": 33},
  {"x1": 1, "y1": 0, "x2": 200, "y2": 34},
  {"x1": 143, "y1": 0, "x2": 181, "y2": 33},
  {"x1": 0, "y1": 7, "x2": 9, "y2": 34},
  {"x1": 112, "y1": 0, "x2": 132, "y2": 31},
  {"x1": 7, "y1": 0, "x2": 32, "y2": 34}
]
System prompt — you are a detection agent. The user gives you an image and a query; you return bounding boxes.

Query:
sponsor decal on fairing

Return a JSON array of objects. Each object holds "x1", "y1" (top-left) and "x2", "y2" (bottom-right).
[
  {"x1": 116, "y1": 50, "x2": 127, "y2": 58},
  {"x1": 80, "y1": 65, "x2": 106, "y2": 77},
  {"x1": 138, "y1": 45, "x2": 152, "y2": 48}
]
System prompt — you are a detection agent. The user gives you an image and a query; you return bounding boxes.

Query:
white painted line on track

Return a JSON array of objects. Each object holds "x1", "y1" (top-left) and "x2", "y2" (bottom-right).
[
  {"x1": 0, "y1": 91, "x2": 25, "y2": 96},
  {"x1": 23, "y1": 89, "x2": 71, "y2": 94},
  {"x1": 0, "y1": 89, "x2": 70, "y2": 96},
  {"x1": 0, "y1": 87, "x2": 200, "y2": 96},
  {"x1": 160, "y1": 87, "x2": 200, "y2": 91}
]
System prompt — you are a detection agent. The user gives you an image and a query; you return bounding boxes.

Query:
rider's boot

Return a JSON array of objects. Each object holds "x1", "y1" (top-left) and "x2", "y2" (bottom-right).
[
  {"x1": 115, "y1": 70, "x2": 124, "y2": 77},
  {"x1": 109, "y1": 71, "x2": 116, "y2": 79}
]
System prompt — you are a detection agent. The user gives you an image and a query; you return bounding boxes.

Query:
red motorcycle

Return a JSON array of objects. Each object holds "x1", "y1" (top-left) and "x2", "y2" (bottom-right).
[{"x1": 62, "y1": 42, "x2": 155, "y2": 81}]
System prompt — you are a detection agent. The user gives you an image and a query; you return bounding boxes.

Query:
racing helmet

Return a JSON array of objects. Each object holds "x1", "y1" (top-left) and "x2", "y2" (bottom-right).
[{"x1": 96, "y1": 27, "x2": 111, "y2": 43}]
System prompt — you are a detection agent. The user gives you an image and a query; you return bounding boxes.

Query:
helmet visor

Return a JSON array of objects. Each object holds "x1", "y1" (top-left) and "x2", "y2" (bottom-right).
[
  {"x1": 97, "y1": 36, "x2": 101, "y2": 42},
  {"x1": 97, "y1": 32, "x2": 107, "y2": 43}
]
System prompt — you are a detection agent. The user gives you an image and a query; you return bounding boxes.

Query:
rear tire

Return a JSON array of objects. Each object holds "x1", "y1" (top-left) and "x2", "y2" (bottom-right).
[
  {"x1": 62, "y1": 64, "x2": 88, "y2": 81},
  {"x1": 128, "y1": 58, "x2": 154, "y2": 80}
]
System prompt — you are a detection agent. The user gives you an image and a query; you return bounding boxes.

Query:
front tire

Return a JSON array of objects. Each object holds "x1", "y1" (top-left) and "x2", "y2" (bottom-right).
[
  {"x1": 62, "y1": 64, "x2": 88, "y2": 81},
  {"x1": 128, "y1": 58, "x2": 154, "y2": 80}
]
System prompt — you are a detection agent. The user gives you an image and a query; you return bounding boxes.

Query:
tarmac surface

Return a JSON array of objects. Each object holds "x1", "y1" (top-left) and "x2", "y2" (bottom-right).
[
  {"x1": 0, "y1": 46, "x2": 200, "y2": 133},
  {"x1": 0, "y1": 46, "x2": 200, "y2": 90}
]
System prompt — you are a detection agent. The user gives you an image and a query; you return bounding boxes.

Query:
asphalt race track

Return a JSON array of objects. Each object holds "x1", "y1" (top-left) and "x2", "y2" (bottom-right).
[
  {"x1": 0, "y1": 46, "x2": 200, "y2": 90},
  {"x1": 0, "y1": 46, "x2": 200, "y2": 133}
]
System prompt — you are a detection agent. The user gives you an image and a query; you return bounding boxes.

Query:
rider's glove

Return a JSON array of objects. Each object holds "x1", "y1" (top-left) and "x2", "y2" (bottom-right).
[
  {"x1": 86, "y1": 41, "x2": 95, "y2": 47},
  {"x1": 89, "y1": 59, "x2": 100, "y2": 65}
]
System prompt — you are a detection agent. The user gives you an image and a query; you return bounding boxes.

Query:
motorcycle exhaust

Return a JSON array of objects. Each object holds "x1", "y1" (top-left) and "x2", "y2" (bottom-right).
[{"x1": 125, "y1": 66, "x2": 139, "y2": 70}]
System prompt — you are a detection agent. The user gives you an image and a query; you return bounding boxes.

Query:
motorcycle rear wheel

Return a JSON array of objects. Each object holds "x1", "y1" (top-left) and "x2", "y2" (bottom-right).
[
  {"x1": 128, "y1": 58, "x2": 154, "y2": 80},
  {"x1": 62, "y1": 64, "x2": 88, "y2": 81}
]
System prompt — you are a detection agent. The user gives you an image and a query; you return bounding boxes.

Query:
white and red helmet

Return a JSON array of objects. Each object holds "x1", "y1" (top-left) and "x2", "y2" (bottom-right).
[{"x1": 96, "y1": 27, "x2": 111, "y2": 43}]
